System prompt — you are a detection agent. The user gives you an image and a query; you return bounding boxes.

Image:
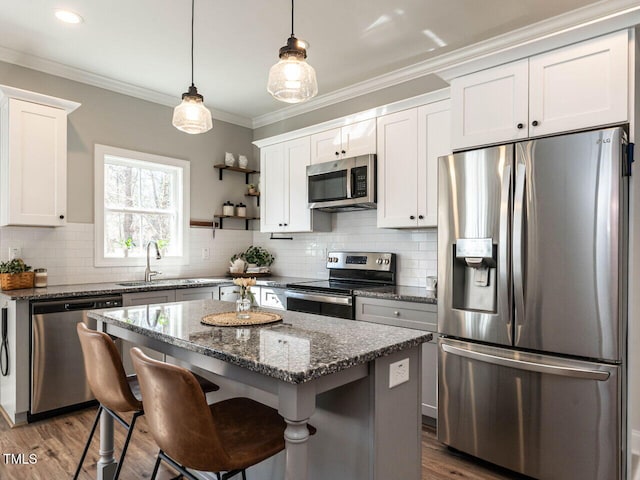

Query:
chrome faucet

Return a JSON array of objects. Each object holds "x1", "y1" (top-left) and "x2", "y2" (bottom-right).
[{"x1": 145, "y1": 241, "x2": 162, "y2": 282}]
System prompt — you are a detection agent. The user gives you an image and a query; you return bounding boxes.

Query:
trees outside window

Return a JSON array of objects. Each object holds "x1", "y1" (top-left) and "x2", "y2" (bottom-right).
[{"x1": 94, "y1": 145, "x2": 190, "y2": 267}]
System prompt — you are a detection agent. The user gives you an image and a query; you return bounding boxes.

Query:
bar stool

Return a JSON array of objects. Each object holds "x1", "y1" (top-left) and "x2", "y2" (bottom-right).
[
  {"x1": 131, "y1": 347, "x2": 316, "y2": 480},
  {"x1": 75, "y1": 323, "x2": 219, "y2": 480}
]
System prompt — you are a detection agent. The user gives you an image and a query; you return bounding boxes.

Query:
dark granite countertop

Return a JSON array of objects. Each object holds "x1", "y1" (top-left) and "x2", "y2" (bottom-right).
[
  {"x1": 354, "y1": 285, "x2": 437, "y2": 305},
  {"x1": 0, "y1": 276, "x2": 314, "y2": 301},
  {"x1": 88, "y1": 299, "x2": 431, "y2": 384}
]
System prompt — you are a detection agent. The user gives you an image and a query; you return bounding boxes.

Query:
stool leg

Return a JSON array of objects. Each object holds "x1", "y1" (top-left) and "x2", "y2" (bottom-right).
[
  {"x1": 151, "y1": 451, "x2": 163, "y2": 480},
  {"x1": 73, "y1": 405, "x2": 103, "y2": 480},
  {"x1": 113, "y1": 410, "x2": 143, "y2": 480},
  {"x1": 241, "y1": 470, "x2": 247, "y2": 480}
]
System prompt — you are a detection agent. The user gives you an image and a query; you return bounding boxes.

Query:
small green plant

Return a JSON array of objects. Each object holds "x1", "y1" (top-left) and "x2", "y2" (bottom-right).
[
  {"x1": 0, "y1": 258, "x2": 32, "y2": 274},
  {"x1": 116, "y1": 237, "x2": 136, "y2": 249},
  {"x1": 156, "y1": 239, "x2": 169, "y2": 251},
  {"x1": 230, "y1": 246, "x2": 274, "y2": 267}
]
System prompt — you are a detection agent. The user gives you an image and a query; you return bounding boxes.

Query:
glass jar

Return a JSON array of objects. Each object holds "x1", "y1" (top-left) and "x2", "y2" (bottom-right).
[
  {"x1": 222, "y1": 201, "x2": 235, "y2": 216},
  {"x1": 34, "y1": 268, "x2": 48, "y2": 288},
  {"x1": 235, "y1": 203, "x2": 246, "y2": 217},
  {"x1": 236, "y1": 297, "x2": 251, "y2": 319}
]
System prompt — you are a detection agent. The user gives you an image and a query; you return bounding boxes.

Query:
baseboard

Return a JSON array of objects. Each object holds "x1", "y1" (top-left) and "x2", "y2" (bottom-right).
[{"x1": 633, "y1": 429, "x2": 640, "y2": 456}]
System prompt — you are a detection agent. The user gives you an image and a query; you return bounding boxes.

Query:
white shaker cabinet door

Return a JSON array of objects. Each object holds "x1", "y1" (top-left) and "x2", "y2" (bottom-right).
[
  {"x1": 1, "y1": 99, "x2": 67, "y2": 226},
  {"x1": 284, "y1": 136, "x2": 312, "y2": 232},
  {"x1": 528, "y1": 30, "x2": 628, "y2": 137},
  {"x1": 377, "y1": 108, "x2": 419, "y2": 228},
  {"x1": 451, "y1": 59, "x2": 529, "y2": 150},
  {"x1": 417, "y1": 100, "x2": 450, "y2": 228},
  {"x1": 341, "y1": 118, "x2": 376, "y2": 158},
  {"x1": 310, "y1": 128, "x2": 341, "y2": 164},
  {"x1": 260, "y1": 143, "x2": 287, "y2": 232}
]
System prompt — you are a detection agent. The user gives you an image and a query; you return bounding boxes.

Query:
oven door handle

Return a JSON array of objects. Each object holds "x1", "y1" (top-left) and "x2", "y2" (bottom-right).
[{"x1": 286, "y1": 291, "x2": 353, "y2": 306}]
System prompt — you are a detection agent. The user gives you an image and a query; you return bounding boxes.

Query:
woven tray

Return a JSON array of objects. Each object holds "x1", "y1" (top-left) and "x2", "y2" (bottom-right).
[
  {"x1": 228, "y1": 272, "x2": 272, "y2": 278},
  {"x1": 201, "y1": 311, "x2": 282, "y2": 327}
]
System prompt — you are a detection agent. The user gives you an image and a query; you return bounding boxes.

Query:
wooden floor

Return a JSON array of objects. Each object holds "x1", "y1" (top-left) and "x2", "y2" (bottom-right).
[{"x1": 0, "y1": 406, "x2": 522, "y2": 479}]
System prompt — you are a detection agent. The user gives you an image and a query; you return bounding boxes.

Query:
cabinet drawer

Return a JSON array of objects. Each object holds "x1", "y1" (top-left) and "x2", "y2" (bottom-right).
[
  {"x1": 260, "y1": 287, "x2": 286, "y2": 310},
  {"x1": 355, "y1": 297, "x2": 437, "y2": 331}
]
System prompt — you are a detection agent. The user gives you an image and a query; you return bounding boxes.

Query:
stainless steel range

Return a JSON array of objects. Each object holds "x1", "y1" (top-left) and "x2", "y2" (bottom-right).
[{"x1": 286, "y1": 252, "x2": 396, "y2": 319}]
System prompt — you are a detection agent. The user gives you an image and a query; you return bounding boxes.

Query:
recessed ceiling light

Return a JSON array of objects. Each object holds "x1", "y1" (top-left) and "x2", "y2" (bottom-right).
[{"x1": 54, "y1": 9, "x2": 84, "y2": 24}]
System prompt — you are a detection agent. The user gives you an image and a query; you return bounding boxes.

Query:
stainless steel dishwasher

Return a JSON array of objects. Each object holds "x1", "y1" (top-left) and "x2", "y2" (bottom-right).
[{"x1": 30, "y1": 295, "x2": 122, "y2": 420}]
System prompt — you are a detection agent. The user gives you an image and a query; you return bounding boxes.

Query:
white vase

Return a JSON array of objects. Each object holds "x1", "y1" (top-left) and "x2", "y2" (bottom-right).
[
  {"x1": 238, "y1": 155, "x2": 248, "y2": 169},
  {"x1": 225, "y1": 152, "x2": 236, "y2": 166}
]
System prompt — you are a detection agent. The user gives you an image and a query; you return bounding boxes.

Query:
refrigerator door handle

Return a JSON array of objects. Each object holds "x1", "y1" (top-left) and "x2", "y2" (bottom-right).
[
  {"x1": 512, "y1": 161, "x2": 526, "y2": 329},
  {"x1": 440, "y1": 343, "x2": 610, "y2": 381},
  {"x1": 499, "y1": 163, "x2": 511, "y2": 339}
]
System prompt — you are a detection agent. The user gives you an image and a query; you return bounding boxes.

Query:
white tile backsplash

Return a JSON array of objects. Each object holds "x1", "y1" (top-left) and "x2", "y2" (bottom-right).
[
  {"x1": 0, "y1": 223, "x2": 253, "y2": 286},
  {"x1": 252, "y1": 210, "x2": 437, "y2": 287},
  {"x1": 0, "y1": 211, "x2": 437, "y2": 287}
]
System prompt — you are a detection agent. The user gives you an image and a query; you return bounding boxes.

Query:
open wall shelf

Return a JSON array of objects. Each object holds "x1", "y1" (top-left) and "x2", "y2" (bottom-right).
[{"x1": 213, "y1": 164, "x2": 259, "y2": 183}]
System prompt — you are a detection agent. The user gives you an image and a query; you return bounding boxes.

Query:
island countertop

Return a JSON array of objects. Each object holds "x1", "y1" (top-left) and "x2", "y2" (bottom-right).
[{"x1": 88, "y1": 299, "x2": 432, "y2": 384}]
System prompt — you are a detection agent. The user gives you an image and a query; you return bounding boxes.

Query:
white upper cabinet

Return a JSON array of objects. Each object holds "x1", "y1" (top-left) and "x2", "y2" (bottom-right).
[
  {"x1": 377, "y1": 100, "x2": 451, "y2": 229},
  {"x1": 528, "y1": 30, "x2": 628, "y2": 137},
  {"x1": 0, "y1": 88, "x2": 80, "y2": 227},
  {"x1": 310, "y1": 119, "x2": 376, "y2": 164},
  {"x1": 260, "y1": 136, "x2": 329, "y2": 233},
  {"x1": 451, "y1": 59, "x2": 529, "y2": 150},
  {"x1": 451, "y1": 30, "x2": 628, "y2": 150}
]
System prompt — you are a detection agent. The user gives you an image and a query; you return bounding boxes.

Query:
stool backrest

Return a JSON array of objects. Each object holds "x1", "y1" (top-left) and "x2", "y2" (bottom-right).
[
  {"x1": 76, "y1": 323, "x2": 142, "y2": 413},
  {"x1": 130, "y1": 347, "x2": 231, "y2": 472}
]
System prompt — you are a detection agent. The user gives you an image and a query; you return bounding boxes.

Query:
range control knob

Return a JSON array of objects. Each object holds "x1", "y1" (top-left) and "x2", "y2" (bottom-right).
[
  {"x1": 376, "y1": 258, "x2": 383, "y2": 265},
  {"x1": 383, "y1": 259, "x2": 390, "y2": 265}
]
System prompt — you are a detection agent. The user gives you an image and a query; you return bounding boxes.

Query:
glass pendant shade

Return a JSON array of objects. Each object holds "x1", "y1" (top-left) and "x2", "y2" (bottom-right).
[
  {"x1": 172, "y1": 85, "x2": 213, "y2": 134},
  {"x1": 267, "y1": 54, "x2": 318, "y2": 103},
  {"x1": 268, "y1": 34, "x2": 318, "y2": 104}
]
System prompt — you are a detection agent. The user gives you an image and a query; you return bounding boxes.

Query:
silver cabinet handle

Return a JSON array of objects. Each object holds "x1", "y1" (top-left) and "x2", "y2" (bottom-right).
[
  {"x1": 441, "y1": 343, "x2": 610, "y2": 381},
  {"x1": 393, "y1": 311, "x2": 400, "y2": 316}
]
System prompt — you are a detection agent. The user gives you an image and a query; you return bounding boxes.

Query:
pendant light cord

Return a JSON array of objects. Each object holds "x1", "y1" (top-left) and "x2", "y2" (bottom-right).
[
  {"x1": 191, "y1": 0, "x2": 195, "y2": 87},
  {"x1": 290, "y1": 0, "x2": 294, "y2": 37}
]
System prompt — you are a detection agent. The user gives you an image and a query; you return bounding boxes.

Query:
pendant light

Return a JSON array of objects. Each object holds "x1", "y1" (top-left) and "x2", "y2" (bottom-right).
[
  {"x1": 172, "y1": 0, "x2": 212, "y2": 134},
  {"x1": 267, "y1": 0, "x2": 318, "y2": 103}
]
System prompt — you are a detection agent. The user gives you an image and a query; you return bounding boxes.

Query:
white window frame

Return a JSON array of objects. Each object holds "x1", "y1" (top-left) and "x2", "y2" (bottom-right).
[{"x1": 94, "y1": 144, "x2": 190, "y2": 267}]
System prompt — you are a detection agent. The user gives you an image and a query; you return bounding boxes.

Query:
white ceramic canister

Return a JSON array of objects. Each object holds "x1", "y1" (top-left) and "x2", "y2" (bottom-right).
[{"x1": 222, "y1": 201, "x2": 235, "y2": 216}]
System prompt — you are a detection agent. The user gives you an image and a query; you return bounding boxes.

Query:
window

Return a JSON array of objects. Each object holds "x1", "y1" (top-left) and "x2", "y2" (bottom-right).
[{"x1": 94, "y1": 145, "x2": 190, "y2": 266}]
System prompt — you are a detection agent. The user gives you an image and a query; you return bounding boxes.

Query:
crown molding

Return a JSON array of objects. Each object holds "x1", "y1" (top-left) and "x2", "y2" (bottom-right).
[
  {"x1": 0, "y1": 83, "x2": 81, "y2": 113},
  {"x1": 253, "y1": 88, "x2": 450, "y2": 148},
  {"x1": 252, "y1": 0, "x2": 640, "y2": 129},
  {"x1": 0, "y1": 45, "x2": 253, "y2": 128}
]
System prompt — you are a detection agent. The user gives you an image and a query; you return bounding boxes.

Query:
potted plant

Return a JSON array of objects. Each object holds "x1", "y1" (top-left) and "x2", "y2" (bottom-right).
[
  {"x1": 0, "y1": 258, "x2": 34, "y2": 290},
  {"x1": 243, "y1": 246, "x2": 274, "y2": 268},
  {"x1": 247, "y1": 184, "x2": 258, "y2": 195},
  {"x1": 115, "y1": 237, "x2": 136, "y2": 257},
  {"x1": 230, "y1": 246, "x2": 274, "y2": 275}
]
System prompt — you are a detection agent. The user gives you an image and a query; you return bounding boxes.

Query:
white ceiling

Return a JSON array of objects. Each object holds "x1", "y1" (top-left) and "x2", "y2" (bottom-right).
[{"x1": 0, "y1": 0, "x2": 632, "y2": 127}]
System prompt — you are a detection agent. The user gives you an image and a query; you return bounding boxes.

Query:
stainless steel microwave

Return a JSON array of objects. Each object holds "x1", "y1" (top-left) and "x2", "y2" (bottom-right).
[{"x1": 307, "y1": 154, "x2": 376, "y2": 212}]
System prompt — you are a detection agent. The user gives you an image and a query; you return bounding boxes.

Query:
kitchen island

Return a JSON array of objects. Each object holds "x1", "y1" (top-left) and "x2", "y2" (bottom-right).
[{"x1": 88, "y1": 299, "x2": 431, "y2": 480}]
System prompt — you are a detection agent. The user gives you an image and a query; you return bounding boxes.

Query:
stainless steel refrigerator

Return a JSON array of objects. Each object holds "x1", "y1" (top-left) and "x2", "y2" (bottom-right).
[{"x1": 437, "y1": 126, "x2": 628, "y2": 480}]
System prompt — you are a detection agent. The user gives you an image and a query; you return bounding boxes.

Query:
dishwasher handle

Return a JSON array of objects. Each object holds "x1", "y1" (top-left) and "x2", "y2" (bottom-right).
[{"x1": 64, "y1": 301, "x2": 98, "y2": 311}]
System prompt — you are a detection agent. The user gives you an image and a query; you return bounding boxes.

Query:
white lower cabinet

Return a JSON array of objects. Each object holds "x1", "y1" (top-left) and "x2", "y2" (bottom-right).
[
  {"x1": 219, "y1": 284, "x2": 241, "y2": 303},
  {"x1": 260, "y1": 286, "x2": 286, "y2": 310},
  {"x1": 355, "y1": 296, "x2": 438, "y2": 419}
]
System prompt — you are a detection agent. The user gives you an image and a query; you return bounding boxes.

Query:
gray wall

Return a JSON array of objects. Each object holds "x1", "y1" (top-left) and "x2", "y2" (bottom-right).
[
  {"x1": 0, "y1": 61, "x2": 256, "y2": 224},
  {"x1": 253, "y1": 74, "x2": 448, "y2": 141}
]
